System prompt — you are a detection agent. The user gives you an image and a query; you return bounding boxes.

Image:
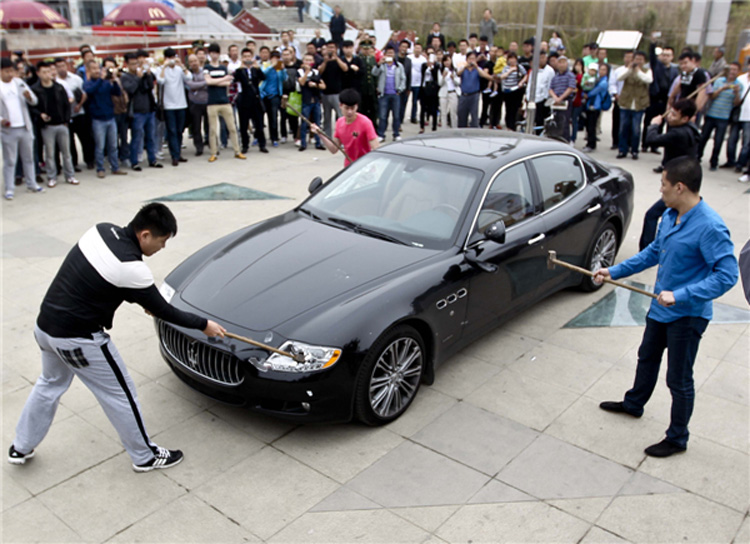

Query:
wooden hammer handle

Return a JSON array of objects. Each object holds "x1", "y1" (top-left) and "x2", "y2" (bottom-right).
[
  {"x1": 224, "y1": 332, "x2": 304, "y2": 361},
  {"x1": 551, "y1": 258, "x2": 658, "y2": 299}
]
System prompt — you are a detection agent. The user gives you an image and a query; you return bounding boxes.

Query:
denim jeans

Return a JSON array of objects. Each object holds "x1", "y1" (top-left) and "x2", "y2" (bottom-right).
[
  {"x1": 623, "y1": 316, "x2": 708, "y2": 448},
  {"x1": 115, "y1": 113, "x2": 130, "y2": 163},
  {"x1": 726, "y1": 120, "x2": 749, "y2": 167},
  {"x1": 698, "y1": 116, "x2": 729, "y2": 169},
  {"x1": 399, "y1": 89, "x2": 409, "y2": 124},
  {"x1": 457, "y1": 92, "x2": 480, "y2": 128},
  {"x1": 263, "y1": 95, "x2": 281, "y2": 143},
  {"x1": 638, "y1": 199, "x2": 667, "y2": 251},
  {"x1": 378, "y1": 93, "x2": 401, "y2": 138},
  {"x1": 571, "y1": 105, "x2": 584, "y2": 143},
  {"x1": 92, "y1": 118, "x2": 119, "y2": 172},
  {"x1": 130, "y1": 111, "x2": 157, "y2": 166},
  {"x1": 618, "y1": 108, "x2": 645, "y2": 154},
  {"x1": 736, "y1": 121, "x2": 750, "y2": 169},
  {"x1": 299, "y1": 102, "x2": 322, "y2": 149},
  {"x1": 409, "y1": 86, "x2": 421, "y2": 122},
  {"x1": 164, "y1": 108, "x2": 186, "y2": 161}
]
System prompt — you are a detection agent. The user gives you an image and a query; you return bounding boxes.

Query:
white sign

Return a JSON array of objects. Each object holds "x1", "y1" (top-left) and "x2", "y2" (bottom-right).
[
  {"x1": 686, "y1": 0, "x2": 732, "y2": 47},
  {"x1": 595, "y1": 31, "x2": 644, "y2": 51},
  {"x1": 373, "y1": 19, "x2": 391, "y2": 51}
]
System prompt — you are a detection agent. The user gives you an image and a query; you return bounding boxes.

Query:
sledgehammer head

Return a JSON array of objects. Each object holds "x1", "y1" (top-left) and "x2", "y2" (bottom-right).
[{"x1": 547, "y1": 250, "x2": 557, "y2": 270}]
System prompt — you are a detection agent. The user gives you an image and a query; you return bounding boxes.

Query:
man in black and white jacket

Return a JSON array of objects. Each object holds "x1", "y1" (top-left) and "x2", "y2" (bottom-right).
[{"x1": 9, "y1": 203, "x2": 225, "y2": 472}]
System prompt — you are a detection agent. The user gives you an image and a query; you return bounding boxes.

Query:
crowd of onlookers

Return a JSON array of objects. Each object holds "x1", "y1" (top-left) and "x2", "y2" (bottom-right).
[{"x1": 2, "y1": 9, "x2": 750, "y2": 201}]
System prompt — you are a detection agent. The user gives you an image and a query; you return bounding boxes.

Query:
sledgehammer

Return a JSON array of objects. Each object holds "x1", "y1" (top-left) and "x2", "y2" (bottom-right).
[{"x1": 547, "y1": 250, "x2": 657, "y2": 299}]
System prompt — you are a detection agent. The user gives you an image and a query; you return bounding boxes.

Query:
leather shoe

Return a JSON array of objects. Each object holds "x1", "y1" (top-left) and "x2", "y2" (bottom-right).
[
  {"x1": 616, "y1": 152, "x2": 627, "y2": 159},
  {"x1": 172, "y1": 159, "x2": 179, "y2": 166},
  {"x1": 599, "y1": 401, "x2": 641, "y2": 418},
  {"x1": 178, "y1": 157, "x2": 188, "y2": 162},
  {"x1": 644, "y1": 439, "x2": 686, "y2": 457}
]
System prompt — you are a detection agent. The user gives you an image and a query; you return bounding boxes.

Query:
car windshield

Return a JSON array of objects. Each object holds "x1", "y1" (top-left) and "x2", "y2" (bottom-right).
[{"x1": 301, "y1": 153, "x2": 483, "y2": 250}]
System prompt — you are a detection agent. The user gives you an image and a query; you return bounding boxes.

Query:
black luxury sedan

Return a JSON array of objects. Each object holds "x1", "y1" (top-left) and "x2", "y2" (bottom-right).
[{"x1": 156, "y1": 131, "x2": 634, "y2": 425}]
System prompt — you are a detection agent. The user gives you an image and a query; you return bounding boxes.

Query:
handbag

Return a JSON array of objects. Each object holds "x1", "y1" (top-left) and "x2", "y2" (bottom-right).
[
  {"x1": 730, "y1": 84, "x2": 750, "y2": 124},
  {"x1": 286, "y1": 91, "x2": 302, "y2": 116}
]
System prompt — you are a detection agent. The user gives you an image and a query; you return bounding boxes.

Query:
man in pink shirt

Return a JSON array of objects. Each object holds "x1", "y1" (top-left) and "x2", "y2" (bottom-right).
[{"x1": 312, "y1": 89, "x2": 379, "y2": 166}]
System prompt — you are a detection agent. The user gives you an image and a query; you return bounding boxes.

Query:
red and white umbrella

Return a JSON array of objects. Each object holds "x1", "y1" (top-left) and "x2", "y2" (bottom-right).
[
  {"x1": 0, "y1": 0, "x2": 70, "y2": 29},
  {"x1": 102, "y1": 0, "x2": 184, "y2": 26}
]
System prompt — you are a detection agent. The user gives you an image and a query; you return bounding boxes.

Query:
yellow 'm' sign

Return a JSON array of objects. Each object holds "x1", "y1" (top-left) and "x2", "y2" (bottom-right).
[{"x1": 148, "y1": 7, "x2": 165, "y2": 19}]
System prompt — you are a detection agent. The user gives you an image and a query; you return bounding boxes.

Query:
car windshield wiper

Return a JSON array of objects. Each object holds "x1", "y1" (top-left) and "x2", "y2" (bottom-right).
[
  {"x1": 326, "y1": 217, "x2": 408, "y2": 245},
  {"x1": 298, "y1": 207, "x2": 323, "y2": 221}
]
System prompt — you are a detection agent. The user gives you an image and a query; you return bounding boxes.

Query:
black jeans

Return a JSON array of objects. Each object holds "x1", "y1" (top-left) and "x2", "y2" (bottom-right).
[
  {"x1": 262, "y1": 95, "x2": 281, "y2": 143},
  {"x1": 502, "y1": 89, "x2": 524, "y2": 132},
  {"x1": 237, "y1": 100, "x2": 266, "y2": 150},
  {"x1": 623, "y1": 316, "x2": 708, "y2": 448},
  {"x1": 280, "y1": 108, "x2": 299, "y2": 140},
  {"x1": 611, "y1": 101, "x2": 621, "y2": 148},
  {"x1": 638, "y1": 199, "x2": 667, "y2": 251},
  {"x1": 188, "y1": 102, "x2": 208, "y2": 154},
  {"x1": 698, "y1": 116, "x2": 730, "y2": 168},
  {"x1": 586, "y1": 108, "x2": 601, "y2": 149},
  {"x1": 70, "y1": 114, "x2": 95, "y2": 167}
]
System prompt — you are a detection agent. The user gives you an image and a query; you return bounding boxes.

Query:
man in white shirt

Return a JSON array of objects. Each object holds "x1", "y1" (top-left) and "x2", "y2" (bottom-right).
[
  {"x1": 728, "y1": 59, "x2": 750, "y2": 175},
  {"x1": 1, "y1": 58, "x2": 45, "y2": 200},
  {"x1": 54, "y1": 57, "x2": 93, "y2": 171},
  {"x1": 452, "y1": 39, "x2": 469, "y2": 71},
  {"x1": 408, "y1": 44, "x2": 426, "y2": 124},
  {"x1": 525, "y1": 50, "x2": 555, "y2": 130},
  {"x1": 157, "y1": 48, "x2": 190, "y2": 166}
]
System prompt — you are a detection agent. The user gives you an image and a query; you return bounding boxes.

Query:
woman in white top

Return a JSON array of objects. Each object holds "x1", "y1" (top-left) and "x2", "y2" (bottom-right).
[{"x1": 438, "y1": 55, "x2": 461, "y2": 129}]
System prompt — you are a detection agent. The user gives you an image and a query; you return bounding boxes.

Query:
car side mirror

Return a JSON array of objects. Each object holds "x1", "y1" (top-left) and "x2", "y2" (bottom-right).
[
  {"x1": 484, "y1": 220, "x2": 506, "y2": 244},
  {"x1": 308, "y1": 176, "x2": 323, "y2": 194}
]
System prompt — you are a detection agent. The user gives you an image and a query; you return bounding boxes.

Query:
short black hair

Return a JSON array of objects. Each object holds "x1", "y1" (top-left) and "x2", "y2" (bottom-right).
[
  {"x1": 228, "y1": 44, "x2": 239, "y2": 50},
  {"x1": 136, "y1": 49, "x2": 149, "y2": 58},
  {"x1": 731, "y1": 61, "x2": 742, "y2": 69},
  {"x1": 80, "y1": 44, "x2": 91, "y2": 54},
  {"x1": 36, "y1": 60, "x2": 52, "y2": 70},
  {"x1": 207, "y1": 43, "x2": 221, "y2": 54},
  {"x1": 124, "y1": 52, "x2": 137, "y2": 62},
  {"x1": 270, "y1": 50, "x2": 281, "y2": 59},
  {"x1": 523, "y1": 37, "x2": 535, "y2": 46},
  {"x1": 479, "y1": 35, "x2": 488, "y2": 42},
  {"x1": 446, "y1": 41, "x2": 457, "y2": 49},
  {"x1": 164, "y1": 47, "x2": 177, "y2": 58},
  {"x1": 130, "y1": 203, "x2": 178, "y2": 237},
  {"x1": 469, "y1": 33, "x2": 478, "y2": 39},
  {"x1": 384, "y1": 45, "x2": 396, "y2": 53},
  {"x1": 245, "y1": 39, "x2": 256, "y2": 45},
  {"x1": 103, "y1": 56, "x2": 117, "y2": 66},
  {"x1": 342, "y1": 40, "x2": 354, "y2": 47},
  {"x1": 672, "y1": 98, "x2": 697, "y2": 119},
  {"x1": 400, "y1": 39, "x2": 410, "y2": 47},
  {"x1": 325, "y1": 39, "x2": 336, "y2": 45},
  {"x1": 259, "y1": 45, "x2": 270, "y2": 52},
  {"x1": 339, "y1": 88, "x2": 360, "y2": 106},
  {"x1": 634, "y1": 50, "x2": 647, "y2": 60},
  {"x1": 195, "y1": 47, "x2": 205, "y2": 54},
  {"x1": 459, "y1": 39, "x2": 469, "y2": 45},
  {"x1": 0, "y1": 58, "x2": 14, "y2": 70},
  {"x1": 664, "y1": 157, "x2": 701, "y2": 194},
  {"x1": 53, "y1": 57, "x2": 66, "y2": 65},
  {"x1": 241, "y1": 47, "x2": 253, "y2": 55},
  {"x1": 678, "y1": 52, "x2": 694, "y2": 61},
  {"x1": 506, "y1": 52, "x2": 518, "y2": 60},
  {"x1": 466, "y1": 50, "x2": 477, "y2": 58}
]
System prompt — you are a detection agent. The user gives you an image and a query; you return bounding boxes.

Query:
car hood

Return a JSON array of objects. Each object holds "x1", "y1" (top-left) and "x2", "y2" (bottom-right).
[{"x1": 179, "y1": 213, "x2": 436, "y2": 331}]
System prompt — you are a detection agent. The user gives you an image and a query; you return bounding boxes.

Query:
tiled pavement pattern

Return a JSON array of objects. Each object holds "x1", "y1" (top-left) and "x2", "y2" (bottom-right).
[{"x1": 2, "y1": 117, "x2": 748, "y2": 543}]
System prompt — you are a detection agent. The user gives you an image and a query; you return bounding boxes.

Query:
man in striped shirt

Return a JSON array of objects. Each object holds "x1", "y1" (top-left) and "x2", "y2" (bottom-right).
[
  {"x1": 698, "y1": 62, "x2": 743, "y2": 171},
  {"x1": 8, "y1": 204, "x2": 226, "y2": 472}
]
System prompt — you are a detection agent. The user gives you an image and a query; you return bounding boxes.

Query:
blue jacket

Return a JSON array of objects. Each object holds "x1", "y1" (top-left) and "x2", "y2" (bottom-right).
[
  {"x1": 259, "y1": 62, "x2": 288, "y2": 99},
  {"x1": 586, "y1": 76, "x2": 610, "y2": 111},
  {"x1": 610, "y1": 199, "x2": 738, "y2": 323},
  {"x1": 82, "y1": 78, "x2": 121, "y2": 121}
]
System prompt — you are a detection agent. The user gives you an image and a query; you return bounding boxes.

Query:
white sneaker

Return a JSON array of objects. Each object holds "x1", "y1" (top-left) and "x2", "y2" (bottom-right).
[
  {"x1": 378, "y1": 136, "x2": 385, "y2": 143},
  {"x1": 280, "y1": 137, "x2": 287, "y2": 144},
  {"x1": 27, "y1": 186, "x2": 45, "y2": 194},
  {"x1": 66, "y1": 177, "x2": 80, "y2": 185},
  {"x1": 47, "y1": 178, "x2": 58, "y2": 188},
  {"x1": 294, "y1": 139, "x2": 301, "y2": 147},
  {"x1": 739, "y1": 174, "x2": 750, "y2": 183},
  {"x1": 394, "y1": 136, "x2": 402, "y2": 142}
]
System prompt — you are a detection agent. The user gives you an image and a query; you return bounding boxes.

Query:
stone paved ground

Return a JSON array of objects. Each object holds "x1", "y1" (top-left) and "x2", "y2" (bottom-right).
[{"x1": 2, "y1": 114, "x2": 748, "y2": 543}]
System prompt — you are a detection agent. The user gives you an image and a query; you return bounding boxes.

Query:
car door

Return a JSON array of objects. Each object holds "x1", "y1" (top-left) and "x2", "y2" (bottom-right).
[
  {"x1": 463, "y1": 161, "x2": 548, "y2": 331},
  {"x1": 528, "y1": 152, "x2": 604, "y2": 298}
]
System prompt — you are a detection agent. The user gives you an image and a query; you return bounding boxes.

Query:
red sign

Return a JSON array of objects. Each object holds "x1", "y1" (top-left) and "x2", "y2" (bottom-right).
[{"x1": 231, "y1": 9, "x2": 271, "y2": 35}]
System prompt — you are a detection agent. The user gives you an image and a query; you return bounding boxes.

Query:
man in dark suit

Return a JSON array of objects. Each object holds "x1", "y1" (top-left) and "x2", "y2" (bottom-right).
[
  {"x1": 329, "y1": 5, "x2": 346, "y2": 48},
  {"x1": 234, "y1": 48, "x2": 268, "y2": 154}
]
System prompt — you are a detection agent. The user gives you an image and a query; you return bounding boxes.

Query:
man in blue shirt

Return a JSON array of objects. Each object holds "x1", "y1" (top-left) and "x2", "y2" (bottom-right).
[
  {"x1": 698, "y1": 62, "x2": 744, "y2": 171},
  {"x1": 456, "y1": 50, "x2": 492, "y2": 128},
  {"x1": 594, "y1": 157, "x2": 738, "y2": 457}
]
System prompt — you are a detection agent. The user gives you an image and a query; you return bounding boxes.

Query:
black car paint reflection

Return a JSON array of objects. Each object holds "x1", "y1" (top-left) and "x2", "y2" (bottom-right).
[{"x1": 156, "y1": 131, "x2": 634, "y2": 424}]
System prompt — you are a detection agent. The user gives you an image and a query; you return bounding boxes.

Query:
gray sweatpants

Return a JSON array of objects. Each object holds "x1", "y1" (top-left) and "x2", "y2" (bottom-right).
[
  {"x1": 42, "y1": 124, "x2": 74, "y2": 181},
  {"x1": 14, "y1": 326, "x2": 158, "y2": 465},
  {"x1": 321, "y1": 93, "x2": 341, "y2": 137},
  {"x1": 2, "y1": 126, "x2": 39, "y2": 195}
]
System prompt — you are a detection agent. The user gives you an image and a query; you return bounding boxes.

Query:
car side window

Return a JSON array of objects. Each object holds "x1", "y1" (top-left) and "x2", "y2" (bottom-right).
[
  {"x1": 474, "y1": 162, "x2": 534, "y2": 237},
  {"x1": 530, "y1": 154, "x2": 584, "y2": 211}
]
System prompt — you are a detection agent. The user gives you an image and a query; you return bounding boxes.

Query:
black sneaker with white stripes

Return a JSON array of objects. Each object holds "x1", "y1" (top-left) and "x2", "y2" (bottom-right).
[
  {"x1": 8, "y1": 444, "x2": 35, "y2": 465},
  {"x1": 133, "y1": 447, "x2": 183, "y2": 473}
]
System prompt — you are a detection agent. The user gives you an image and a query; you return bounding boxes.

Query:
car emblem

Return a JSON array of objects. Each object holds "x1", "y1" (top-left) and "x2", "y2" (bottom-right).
[{"x1": 186, "y1": 341, "x2": 200, "y2": 370}]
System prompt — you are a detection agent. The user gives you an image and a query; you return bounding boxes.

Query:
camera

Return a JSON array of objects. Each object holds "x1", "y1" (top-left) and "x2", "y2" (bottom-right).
[{"x1": 105, "y1": 67, "x2": 115, "y2": 79}]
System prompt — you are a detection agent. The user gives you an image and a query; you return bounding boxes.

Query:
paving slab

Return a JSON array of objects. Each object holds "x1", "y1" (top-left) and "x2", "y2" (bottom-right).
[
  {"x1": 2, "y1": 498, "x2": 82, "y2": 542},
  {"x1": 436, "y1": 502, "x2": 591, "y2": 543},
  {"x1": 546, "y1": 497, "x2": 613, "y2": 524},
  {"x1": 579, "y1": 526, "x2": 630, "y2": 544},
  {"x1": 597, "y1": 493, "x2": 744, "y2": 543}
]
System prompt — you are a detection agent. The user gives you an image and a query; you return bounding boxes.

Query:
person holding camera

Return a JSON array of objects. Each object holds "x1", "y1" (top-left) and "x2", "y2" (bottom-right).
[
  {"x1": 121, "y1": 52, "x2": 162, "y2": 171},
  {"x1": 372, "y1": 45, "x2": 406, "y2": 142},
  {"x1": 157, "y1": 48, "x2": 190, "y2": 166},
  {"x1": 319, "y1": 41, "x2": 349, "y2": 137},
  {"x1": 698, "y1": 62, "x2": 744, "y2": 172},
  {"x1": 31, "y1": 61, "x2": 78, "y2": 188},
  {"x1": 83, "y1": 60, "x2": 128, "y2": 178},
  {"x1": 456, "y1": 50, "x2": 493, "y2": 128}
]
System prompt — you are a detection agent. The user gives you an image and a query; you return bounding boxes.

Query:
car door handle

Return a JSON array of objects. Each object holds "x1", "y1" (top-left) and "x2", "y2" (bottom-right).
[
  {"x1": 587, "y1": 203, "x2": 602, "y2": 214},
  {"x1": 528, "y1": 234, "x2": 545, "y2": 245}
]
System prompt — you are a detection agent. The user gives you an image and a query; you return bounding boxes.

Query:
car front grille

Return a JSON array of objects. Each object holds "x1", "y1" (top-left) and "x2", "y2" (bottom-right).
[{"x1": 159, "y1": 322, "x2": 244, "y2": 386}]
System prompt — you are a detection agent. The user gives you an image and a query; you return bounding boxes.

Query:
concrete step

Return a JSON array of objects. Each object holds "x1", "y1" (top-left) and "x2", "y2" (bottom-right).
[{"x1": 247, "y1": 6, "x2": 326, "y2": 32}]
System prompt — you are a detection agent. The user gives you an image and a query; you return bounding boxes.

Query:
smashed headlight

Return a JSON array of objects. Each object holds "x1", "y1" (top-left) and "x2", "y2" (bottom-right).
[{"x1": 250, "y1": 341, "x2": 342, "y2": 373}]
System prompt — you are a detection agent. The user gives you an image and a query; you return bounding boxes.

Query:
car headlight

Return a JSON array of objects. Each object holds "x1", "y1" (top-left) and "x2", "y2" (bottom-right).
[
  {"x1": 250, "y1": 341, "x2": 342, "y2": 373},
  {"x1": 159, "y1": 281, "x2": 175, "y2": 303}
]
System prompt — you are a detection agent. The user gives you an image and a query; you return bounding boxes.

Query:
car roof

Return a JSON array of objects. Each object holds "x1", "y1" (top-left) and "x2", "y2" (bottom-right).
[{"x1": 377, "y1": 129, "x2": 582, "y2": 172}]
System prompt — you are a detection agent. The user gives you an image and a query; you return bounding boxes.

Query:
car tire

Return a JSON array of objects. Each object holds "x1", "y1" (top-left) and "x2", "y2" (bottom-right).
[
  {"x1": 579, "y1": 222, "x2": 619, "y2": 292},
  {"x1": 354, "y1": 324, "x2": 425, "y2": 426}
]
